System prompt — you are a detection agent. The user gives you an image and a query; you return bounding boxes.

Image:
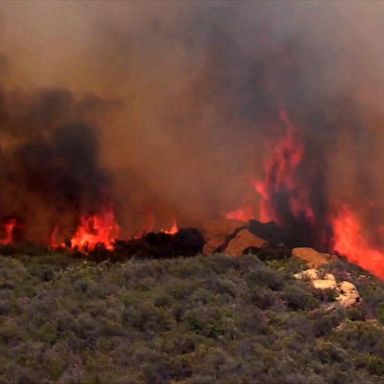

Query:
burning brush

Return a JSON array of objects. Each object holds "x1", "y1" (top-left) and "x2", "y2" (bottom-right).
[{"x1": 1, "y1": 106, "x2": 384, "y2": 279}]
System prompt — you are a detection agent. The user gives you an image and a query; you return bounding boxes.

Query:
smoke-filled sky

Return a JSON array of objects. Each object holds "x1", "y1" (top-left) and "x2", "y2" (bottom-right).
[{"x1": 1, "y1": 1, "x2": 384, "y2": 242}]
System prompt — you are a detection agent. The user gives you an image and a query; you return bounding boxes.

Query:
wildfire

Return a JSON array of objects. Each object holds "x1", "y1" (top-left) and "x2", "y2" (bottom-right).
[
  {"x1": 0, "y1": 219, "x2": 17, "y2": 245},
  {"x1": 225, "y1": 203, "x2": 255, "y2": 222},
  {"x1": 50, "y1": 226, "x2": 62, "y2": 249},
  {"x1": 50, "y1": 210, "x2": 179, "y2": 252},
  {"x1": 0, "y1": 97, "x2": 381, "y2": 280},
  {"x1": 224, "y1": 108, "x2": 314, "y2": 225},
  {"x1": 254, "y1": 109, "x2": 315, "y2": 225},
  {"x1": 69, "y1": 209, "x2": 120, "y2": 251},
  {"x1": 134, "y1": 211, "x2": 179, "y2": 238},
  {"x1": 161, "y1": 219, "x2": 179, "y2": 235},
  {"x1": 332, "y1": 206, "x2": 384, "y2": 279}
]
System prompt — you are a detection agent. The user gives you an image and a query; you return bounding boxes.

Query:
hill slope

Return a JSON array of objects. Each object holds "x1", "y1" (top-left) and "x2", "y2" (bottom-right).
[{"x1": 0, "y1": 251, "x2": 384, "y2": 383}]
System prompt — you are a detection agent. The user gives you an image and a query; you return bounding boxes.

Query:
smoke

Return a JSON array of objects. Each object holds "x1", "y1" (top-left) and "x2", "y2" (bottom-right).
[
  {"x1": 1, "y1": 1, "x2": 384, "y2": 245},
  {"x1": 0, "y1": 85, "x2": 113, "y2": 243}
]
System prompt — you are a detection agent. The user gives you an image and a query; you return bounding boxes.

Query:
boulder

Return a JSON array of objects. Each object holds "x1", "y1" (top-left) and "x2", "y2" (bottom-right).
[
  {"x1": 202, "y1": 219, "x2": 246, "y2": 255},
  {"x1": 224, "y1": 229, "x2": 267, "y2": 257},
  {"x1": 248, "y1": 220, "x2": 289, "y2": 246},
  {"x1": 312, "y1": 279, "x2": 337, "y2": 290},
  {"x1": 294, "y1": 268, "x2": 360, "y2": 308},
  {"x1": 292, "y1": 247, "x2": 331, "y2": 268},
  {"x1": 337, "y1": 281, "x2": 360, "y2": 307},
  {"x1": 294, "y1": 268, "x2": 337, "y2": 290}
]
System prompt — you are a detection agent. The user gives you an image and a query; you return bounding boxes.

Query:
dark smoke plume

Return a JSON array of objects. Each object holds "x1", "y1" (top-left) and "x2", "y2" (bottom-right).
[{"x1": 0, "y1": 83, "x2": 112, "y2": 243}]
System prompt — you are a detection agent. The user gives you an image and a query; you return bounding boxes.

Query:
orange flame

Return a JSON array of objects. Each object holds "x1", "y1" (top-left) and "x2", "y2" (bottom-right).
[
  {"x1": 332, "y1": 206, "x2": 384, "y2": 279},
  {"x1": 224, "y1": 109, "x2": 314, "y2": 225},
  {"x1": 254, "y1": 108, "x2": 315, "y2": 224},
  {"x1": 0, "y1": 219, "x2": 16, "y2": 245},
  {"x1": 225, "y1": 204, "x2": 255, "y2": 222},
  {"x1": 50, "y1": 226, "x2": 65, "y2": 249},
  {"x1": 70, "y1": 209, "x2": 120, "y2": 251},
  {"x1": 135, "y1": 211, "x2": 179, "y2": 237},
  {"x1": 161, "y1": 219, "x2": 179, "y2": 235}
]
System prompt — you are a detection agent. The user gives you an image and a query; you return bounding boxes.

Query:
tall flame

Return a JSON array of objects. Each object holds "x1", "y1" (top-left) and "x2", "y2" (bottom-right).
[
  {"x1": 69, "y1": 209, "x2": 120, "y2": 251},
  {"x1": 332, "y1": 206, "x2": 384, "y2": 279},
  {"x1": 0, "y1": 219, "x2": 17, "y2": 245},
  {"x1": 254, "y1": 108, "x2": 315, "y2": 225},
  {"x1": 224, "y1": 108, "x2": 315, "y2": 226}
]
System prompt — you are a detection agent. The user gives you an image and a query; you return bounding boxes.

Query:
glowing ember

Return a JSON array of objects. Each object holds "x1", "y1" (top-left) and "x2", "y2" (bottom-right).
[
  {"x1": 70, "y1": 209, "x2": 120, "y2": 251},
  {"x1": 136, "y1": 212, "x2": 179, "y2": 237},
  {"x1": 161, "y1": 219, "x2": 179, "y2": 235},
  {"x1": 333, "y1": 206, "x2": 384, "y2": 279},
  {"x1": 0, "y1": 219, "x2": 17, "y2": 244}
]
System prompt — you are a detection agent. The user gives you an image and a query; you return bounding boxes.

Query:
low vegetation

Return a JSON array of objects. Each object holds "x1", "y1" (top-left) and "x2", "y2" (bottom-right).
[{"x1": 0, "y1": 250, "x2": 383, "y2": 383}]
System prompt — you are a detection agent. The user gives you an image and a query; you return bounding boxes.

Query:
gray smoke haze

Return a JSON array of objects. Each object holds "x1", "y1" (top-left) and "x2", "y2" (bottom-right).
[{"x1": 1, "y1": 1, "x2": 384, "y2": 244}]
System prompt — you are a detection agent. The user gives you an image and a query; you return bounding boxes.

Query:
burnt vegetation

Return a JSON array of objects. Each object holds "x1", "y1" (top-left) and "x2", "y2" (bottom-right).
[{"x1": 0, "y1": 250, "x2": 383, "y2": 384}]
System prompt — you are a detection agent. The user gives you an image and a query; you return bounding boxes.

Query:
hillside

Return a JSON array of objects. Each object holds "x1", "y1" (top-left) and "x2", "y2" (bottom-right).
[{"x1": 0, "y1": 251, "x2": 384, "y2": 384}]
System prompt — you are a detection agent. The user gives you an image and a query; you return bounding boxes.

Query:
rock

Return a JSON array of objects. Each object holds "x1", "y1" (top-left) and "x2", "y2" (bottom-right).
[
  {"x1": 248, "y1": 220, "x2": 289, "y2": 246},
  {"x1": 294, "y1": 268, "x2": 337, "y2": 290},
  {"x1": 201, "y1": 220, "x2": 267, "y2": 256},
  {"x1": 202, "y1": 219, "x2": 246, "y2": 255},
  {"x1": 224, "y1": 229, "x2": 267, "y2": 257},
  {"x1": 337, "y1": 281, "x2": 360, "y2": 307},
  {"x1": 294, "y1": 268, "x2": 360, "y2": 308},
  {"x1": 312, "y1": 277, "x2": 337, "y2": 290},
  {"x1": 292, "y1": 247, "x2": 331, "y2": 268}
]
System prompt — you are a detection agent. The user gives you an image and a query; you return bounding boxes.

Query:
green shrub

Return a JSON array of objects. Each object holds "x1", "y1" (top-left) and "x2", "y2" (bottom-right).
[
  {"x1": 377, "y1": 303, "x2": 384, "y2": 324},
  {"x1": 246, "y1": 267, "x2": 285, "y2": 291},
  {"x1": 311, "y1": 309, "x2": 345, "y2": 337},
  {"x1": 183, "y1": 308, "x2": 237, "y2": 339},
  {"x1": 281, "y1": 284, "x2": 319, "y2": 311},
  {"x1": 0, "y1": 301, "x2": 10, "y2": 316},
  {"x1": 331, "y1": 321, "x2": 384, "y2": 356},
  {"x1": 122, "y1": 302, "x2": 173, "y2": 332},
  {"x1": 313, "y1": 287, "x2": 339, "y2": 302},
  {"x1": 357, "y1": 353, "x2": 384, "y2": 376},
  {"x1": 314, "y1": 341, "x2": 350, "y2": 365},
  {"x1": 159, "y1": 334, "x2": 197, "y2": 355},
  {"x1": 0, "y1": 249, "x2": 383, "y2": 383},
  {"x1": 247, "y1": 288, "x2": 276, "y2": 310}
]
